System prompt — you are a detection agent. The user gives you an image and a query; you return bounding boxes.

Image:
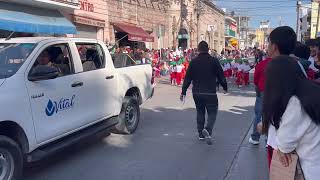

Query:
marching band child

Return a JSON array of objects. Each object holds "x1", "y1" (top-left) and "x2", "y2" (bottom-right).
[
  {"x1": 243, "y1": 61, "x2": 251, "y2": 85},
  {"x1": 232, "y1": 60, "x2": 239, "y2": 78},
  {"x1": 236, "y1": 61, "x2": 244, "y2": 88},
  {"x1": 170, "y1": 63, "x2": 177, "y2": 85},
  {"x1": 224, "y1": 62, "x2": 232, "y2": 79},
  {"x1": 176, "y1": 62, "x2": 185, "y2": 86},
  {"x1": 222, "y1": 62, "x2": 228, "y2": 78}
]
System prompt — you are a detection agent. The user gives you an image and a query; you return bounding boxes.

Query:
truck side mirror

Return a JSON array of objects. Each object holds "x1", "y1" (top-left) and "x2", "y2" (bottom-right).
[{"x1": 28, "y1": 66, "x2": 59, "y2": 81}]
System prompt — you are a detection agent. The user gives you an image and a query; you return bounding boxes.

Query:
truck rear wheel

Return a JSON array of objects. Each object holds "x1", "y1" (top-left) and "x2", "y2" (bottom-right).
[
  {"x1": 115, "y1": 97, "x2": 140, "y2": 134},
  {"x1": 0, "y1": 136, "x2": 23, "y2": 180}
]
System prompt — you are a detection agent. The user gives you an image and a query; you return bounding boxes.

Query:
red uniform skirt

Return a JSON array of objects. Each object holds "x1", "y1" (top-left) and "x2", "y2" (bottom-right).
[
  {"x1": 176, "y1": 72, "x2": 182, "y2": 85},
  {"x1": 170, "y1": 72, "x2": 177, "y2": 82},
  {"x1": 227, "y1": 69, "x2": 233, "y2": 77},
  {"x1": 244, "y1": 72, "x2": 249, "y2": 85},
  {"x1": 236, "y1": 71, "x2": 244, "y2": 85}
]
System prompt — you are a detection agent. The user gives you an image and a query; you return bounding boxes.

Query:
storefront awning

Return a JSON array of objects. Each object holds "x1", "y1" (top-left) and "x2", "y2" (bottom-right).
[
  {"x1": 113, "y1": 23, "x2": 154, "y2": 42},
  {"x1": 0, "y1": 2, "x2": 77, "y2": 35}
]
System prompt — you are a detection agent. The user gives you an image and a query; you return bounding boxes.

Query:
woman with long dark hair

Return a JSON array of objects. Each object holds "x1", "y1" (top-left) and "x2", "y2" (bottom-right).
[{"x1": 262, "y1": 55, "x2": 320, "y2": 179}]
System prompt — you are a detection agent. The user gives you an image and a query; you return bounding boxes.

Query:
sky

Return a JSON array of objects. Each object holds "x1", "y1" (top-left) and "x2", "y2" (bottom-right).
[{"x1": 214, "y1": 0, "x2": 311, "y2": 29}]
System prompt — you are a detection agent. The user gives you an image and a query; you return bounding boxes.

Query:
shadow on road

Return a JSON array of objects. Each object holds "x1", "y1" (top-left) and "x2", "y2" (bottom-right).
[{"x1": 24, "y1": 103, "x2": 263, "y2": 180}]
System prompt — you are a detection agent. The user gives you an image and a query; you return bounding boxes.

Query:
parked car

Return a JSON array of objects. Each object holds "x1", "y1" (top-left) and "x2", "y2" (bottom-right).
[{"x1": 0, "y1": 37, "x2": 154, "y2": 180}]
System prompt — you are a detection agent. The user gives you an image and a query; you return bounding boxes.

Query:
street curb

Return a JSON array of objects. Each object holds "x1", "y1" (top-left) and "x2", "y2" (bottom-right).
[{"x1": 222, "y1": 120, "x2": 254, "y2": 180}]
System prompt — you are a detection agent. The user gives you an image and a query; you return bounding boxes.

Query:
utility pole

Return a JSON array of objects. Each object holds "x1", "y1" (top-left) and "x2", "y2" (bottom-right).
[
  {"x1": 189, "y1": 13, "x2": 193, "y2": 48},
  {"x1": 278, "y1": 16, "x2": 282, "y2": 27},
  {"x1": 296, "y1": 0, "x2": 302, "y2": 41},
  {"x1": 316, "y1": 1, "x2": 320, "y2": 38},
  {"x1": 196, "y1": 0, "x2": 200, "y2": 43}
]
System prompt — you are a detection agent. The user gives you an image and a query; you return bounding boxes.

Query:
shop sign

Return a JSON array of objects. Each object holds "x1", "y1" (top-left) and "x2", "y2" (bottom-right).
[
  {"x1": 80, "y1": 0, "x2": 94, "y2": 12},
  {"x1": 230, "y1": 23, "x2": 237, "y2": 32},
  {"x1": 74, "y1": 15, "x2": 105, "y2": 27},
  {"x1": 228, "y1": 30, "x2": 236, "y2": 37},
  {"x1": 128, "y1": 34, "x2": 154, "y2": 42}
]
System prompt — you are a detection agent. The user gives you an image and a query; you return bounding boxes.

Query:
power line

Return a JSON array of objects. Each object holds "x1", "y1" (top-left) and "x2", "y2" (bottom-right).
[{"x1": 213, "y1": 0, "x2": 309, "y2": 2}]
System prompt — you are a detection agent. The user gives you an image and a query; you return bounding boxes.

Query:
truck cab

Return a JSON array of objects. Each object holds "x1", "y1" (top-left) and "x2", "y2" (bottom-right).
[{"x1": 0, "y1": 37, "x2": 153, "y2": 180}]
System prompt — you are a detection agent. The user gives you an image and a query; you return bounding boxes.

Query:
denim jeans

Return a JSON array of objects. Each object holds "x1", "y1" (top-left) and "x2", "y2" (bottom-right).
[
  {"x1": 251, "y1": 93, "x2": 263, "y2": 141},
  {"x1": 193, "y1": 94, "x2": 218, "y2": 135}
]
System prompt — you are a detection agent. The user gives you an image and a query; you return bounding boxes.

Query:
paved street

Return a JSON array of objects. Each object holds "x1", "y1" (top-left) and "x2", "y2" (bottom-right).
[{"x1": 24, "y1": 78, "x2": 268, "y2": 180}]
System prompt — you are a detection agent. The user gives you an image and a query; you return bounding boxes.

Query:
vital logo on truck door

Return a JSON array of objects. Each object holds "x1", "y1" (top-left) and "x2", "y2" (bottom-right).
[{"x1": 45, "y1": 95, "x2": 76, "y2": 116}]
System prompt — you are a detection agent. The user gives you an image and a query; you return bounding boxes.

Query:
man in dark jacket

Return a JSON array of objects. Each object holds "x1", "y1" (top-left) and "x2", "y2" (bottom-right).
[{"x1": 181, "y1": 41, "x2": 228, "y2": 145}]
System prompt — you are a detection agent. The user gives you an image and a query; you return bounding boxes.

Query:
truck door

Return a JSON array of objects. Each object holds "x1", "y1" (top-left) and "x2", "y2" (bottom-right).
[
  {"x1": 73, "y1": 42, "x2": 119, "y2": 123},
  {"x1": 25, "y1": 42, "x2": 86, "y2": 143}
]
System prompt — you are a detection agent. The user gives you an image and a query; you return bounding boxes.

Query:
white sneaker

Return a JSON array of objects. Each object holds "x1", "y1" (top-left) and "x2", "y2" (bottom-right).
[
  {"x1": 202, "y1": 129, "x2": 213, "y2": 145},
  {"x1": 249, "y1": 137, "x2": 260, "y2": 145}
]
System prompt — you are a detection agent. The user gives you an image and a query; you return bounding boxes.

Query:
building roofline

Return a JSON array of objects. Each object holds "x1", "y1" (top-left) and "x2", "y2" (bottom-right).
[
  {"x1": 201, "y1": 0, "x2": 225, "y2": 15},
  {"x1": 225, "y1": 16, "x2": 237, "y2": 23}
]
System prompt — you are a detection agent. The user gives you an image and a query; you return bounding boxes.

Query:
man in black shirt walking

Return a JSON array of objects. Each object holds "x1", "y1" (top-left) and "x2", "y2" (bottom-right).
[{"x1": 181, "y1": 41, "x2": 228, "y2": 145}]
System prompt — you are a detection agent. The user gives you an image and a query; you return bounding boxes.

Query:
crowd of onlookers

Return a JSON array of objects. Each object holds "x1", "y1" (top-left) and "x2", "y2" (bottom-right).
[{"x1": 246, "y1": 26, "x2": 320, "y2": 180}]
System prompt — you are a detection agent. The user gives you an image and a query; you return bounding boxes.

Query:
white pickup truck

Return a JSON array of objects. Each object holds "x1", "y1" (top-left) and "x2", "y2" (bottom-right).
[{"x1": 0, "y1": 37, "x2": 154, "y2": 180}]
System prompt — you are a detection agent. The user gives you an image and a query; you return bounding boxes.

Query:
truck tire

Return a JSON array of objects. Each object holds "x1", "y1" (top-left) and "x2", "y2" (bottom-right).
[
  {"x1": 115, "y1": 97, "x2": 140, "y2": 134},
  {"x1": 0, "y1": 135, "x2": 23, "y2": 180}
]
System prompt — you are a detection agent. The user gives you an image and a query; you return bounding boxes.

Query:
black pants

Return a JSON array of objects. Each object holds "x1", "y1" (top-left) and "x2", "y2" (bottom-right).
[{"x1": 193, "y1": 94, "x2": 218, "y2": 135}]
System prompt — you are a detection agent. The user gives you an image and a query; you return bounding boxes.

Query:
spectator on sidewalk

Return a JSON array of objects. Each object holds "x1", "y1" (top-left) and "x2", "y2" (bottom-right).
[
  {"x1": 248, "y1": 55, "x2": 272, "y2": 145},
  {"x1": 292, "y1": 42, "x2": 312, "y2": 79},
  {"x1": 261, "y1": 26, "x2": 297, "y2": 167},
  {"x1": 314, "y1": 39, "x2": 320, "y2": 79},
  {"x1": 262, "y1": 55, "x2": 320, "y2": 180},
  {"x1": 180, "y1": 41, "x2": 227, "y2": 145},
  {"x1": 306, "y1": 39, "x2": 320, "y2": 78}
]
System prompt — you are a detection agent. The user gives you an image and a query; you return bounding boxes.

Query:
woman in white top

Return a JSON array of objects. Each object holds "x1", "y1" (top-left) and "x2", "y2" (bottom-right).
[{"x1": 262, "y1": 55, "x2": 320, "y2": 180}]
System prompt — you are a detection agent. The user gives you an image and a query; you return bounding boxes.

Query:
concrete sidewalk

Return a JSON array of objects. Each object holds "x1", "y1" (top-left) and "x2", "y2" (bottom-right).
[{"x1": 225, "y1": 125, "x2": 269, "y2": 180}]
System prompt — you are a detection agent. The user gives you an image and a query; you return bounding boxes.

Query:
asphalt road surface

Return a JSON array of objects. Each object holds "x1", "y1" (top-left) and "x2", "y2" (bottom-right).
[{"x1": 24, "y1": 78, "x2": 268, "y2": 180}]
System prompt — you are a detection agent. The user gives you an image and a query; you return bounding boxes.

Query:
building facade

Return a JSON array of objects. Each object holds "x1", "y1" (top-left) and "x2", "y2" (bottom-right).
[
  {"x1": 62, "y1": 0, "x2": 169, "y2": 49},
  {"x1": 311, "y1": 1, "x2": 320, "y2": 39},
  {"x1": 168, "y1": 0, "x2": 225, "y2": 51},
  {"x1": 233, "y1": 16, "x2": 250, "y2": 50},
  {"x1": 299, "y1": 4, "x2": 311, "y2": 42},
  {"x1": 198, "y1": 0, "x2": 225, "y2": 52},
  {"x1": 0, "y1": 0, "x2": 225, "y2": 51},
  {"x1": 0, "y1": 0, "x2": 78, "y2": 37},
  {"x1": 62, "y1": 0, "x2": 107, "y2": 41},
  {"x1": 224, "y1": 15, "x2": 237, "y2": 49},
  {"x1": 106, "y1": 0, "x2": 169, "y2": 49}
]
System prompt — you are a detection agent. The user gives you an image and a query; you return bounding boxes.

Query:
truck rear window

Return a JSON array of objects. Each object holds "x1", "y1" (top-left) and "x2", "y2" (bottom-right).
[{"x1": 0, "y1": 43, "x2": 36, "y2": 79}]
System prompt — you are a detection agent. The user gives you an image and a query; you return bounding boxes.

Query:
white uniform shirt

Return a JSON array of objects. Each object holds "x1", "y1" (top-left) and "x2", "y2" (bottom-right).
[
  {"x1": 222, "y1": 64, "x2": 226, "y2": 71},
  {"x1": 269, "y1": 96, "x2": 320, "y2": 180},
  {"x1": 176, "y1": 65, "x2": 184, "y2": 73},
  {"x1": 243, "y1": 64, "x2": 251, "y2": 72},
  {"x1": 233, "y1": 63, "x2": 240, "y2": 69},
  {"x1": 170, "y1": 66, "x2": 177, "y2": 73},
  {"x1": 308, "y1": 56, "x2": 319, "y2": 72},
  {"x1": 231, "y1": 61, "x2": 235, "y2": 68},
  {"x1": 237, "y1": 64, "x2": 245, "y2": 71},
  {"x1": 224, "y1": 63, "x2": 231, "y2": 70}
]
